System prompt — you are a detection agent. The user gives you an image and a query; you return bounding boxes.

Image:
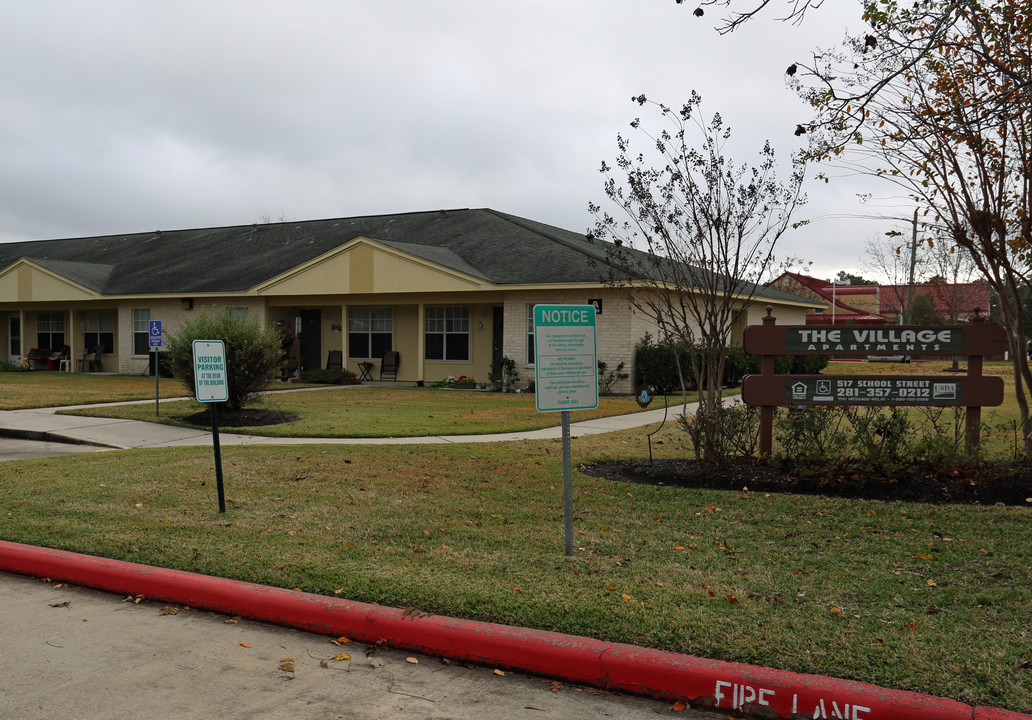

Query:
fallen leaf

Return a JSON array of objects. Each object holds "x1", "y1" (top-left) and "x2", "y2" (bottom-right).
[
  {"x1": 159, "y1": 605, "x2": 179, "y2": 616},
  {"x1": 493, "y1": 669, "x2": 506, "y2": 676},
  {"x1": 239, "y1": 642, "x2": 251, "y2": 648},
  {"x1": 927, "y1": 579, "x2": 938, "y2": 587},
  {"x1": 279, "y1": 658, "x2": 295, "y2": 672},
  {"x1": 319, "y1": 660, "x2": 329, "y2": 668},
  {"x1": 830, "y1": 606, "x2": 843, "y2": 616},
  {"x1": 726, "y1": 594, "x2": 739, "y2": 604},
  {"x1": 369, "y1": 657, "x2": 386, "y2": 669},
  {"x1": 673, "y1": 544, "x2": 685, "y2": 550},
  {"x1": 671, "y1": 700, "x2": 688, "y2": 712},
  {"x1": 548, "y1": 681, "x2": 563, "y2": 693},
  {"x1": 48, "y1": 600, "x2": 71, "y2": 608},
  {"x1": 405, "y1": 657, "x2": 419, "y2": 664},
  {"x1": 621, "y1": 594, "x2": 632, "y2": 601},
  {"x1": 332, "y1": 652, "x2": 351, "y2": 662},
  {"x1": 225, "y1": 617, "x2": 241, "y2": 624},
  {"x1": 331, "y1": 636, "x2": 352, "y2": 646}
]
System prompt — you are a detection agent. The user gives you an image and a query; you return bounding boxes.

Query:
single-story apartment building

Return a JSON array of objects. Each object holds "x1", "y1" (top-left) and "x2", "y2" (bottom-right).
[{"x1": 0, "y1": 208, "x2": 821, "y2": 393}]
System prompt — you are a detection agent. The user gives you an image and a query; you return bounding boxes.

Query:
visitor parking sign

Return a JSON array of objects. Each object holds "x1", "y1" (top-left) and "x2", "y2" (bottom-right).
[
  {"x1": 534, "y1": 305, "x2": 598, "y2": 412},
  {"x1": 192, "y1": 340, "x2": 228, "y2": 403}
]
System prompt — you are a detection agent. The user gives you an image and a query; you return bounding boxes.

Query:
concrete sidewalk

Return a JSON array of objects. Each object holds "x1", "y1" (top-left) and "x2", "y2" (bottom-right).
[{"x1": 0, "y1": 392, "x2": 686, "y2": 451}]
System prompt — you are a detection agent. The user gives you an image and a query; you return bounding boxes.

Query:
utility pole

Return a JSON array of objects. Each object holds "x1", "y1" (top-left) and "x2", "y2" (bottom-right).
[{"x1": 904, "y1": 208, "x2": 918, "y2": 324}]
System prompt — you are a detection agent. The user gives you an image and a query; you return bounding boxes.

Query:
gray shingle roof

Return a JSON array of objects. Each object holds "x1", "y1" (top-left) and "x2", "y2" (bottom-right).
[{"x1": 0, "y1": 208, "x2": 817, "y2": 306}]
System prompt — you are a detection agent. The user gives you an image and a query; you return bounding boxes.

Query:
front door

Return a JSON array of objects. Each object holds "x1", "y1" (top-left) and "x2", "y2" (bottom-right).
[
  {"x1": 8, "y1": 314, "x2": 20, "y2": 365},
  {"x1": 491, "y1": 306, "x2": 504, "y2": 366},
  {"x1": 299, "y1": 310, "x2": 322, "y2": 371}
]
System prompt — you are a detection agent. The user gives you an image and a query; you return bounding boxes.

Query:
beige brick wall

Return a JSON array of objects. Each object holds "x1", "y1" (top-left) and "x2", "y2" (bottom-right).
[
  {"x1": 116, "y1": 298, "x2": 267, "y2": 375},
  {"x1": 503, "y1": 288, "x2": 640, "y2": 395}
]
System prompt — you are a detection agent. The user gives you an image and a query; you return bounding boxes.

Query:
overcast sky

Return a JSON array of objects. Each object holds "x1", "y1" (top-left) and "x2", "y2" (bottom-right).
[{"x1": 0, "y1": 1, "x2": 905, "y2": 281}]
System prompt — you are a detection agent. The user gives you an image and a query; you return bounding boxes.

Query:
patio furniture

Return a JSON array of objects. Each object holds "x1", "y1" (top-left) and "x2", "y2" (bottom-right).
[
  {"x1": 27, "y1": 348, "x2": 51, "y2": 370},
  {"x1": 326, "y1": 350, "x2": 343, "y2": 370},
  {"x1": 50, "y1": 346, "x2": 71, "y2": 372},
  {"x1": 380, "y1": 351, "x2": 399, "y2": 381},
  {"x1": 79, "y1": 345, "x2": 104, "y2": 372},
  {"x1": 358, "y1": 361, "x2": 374, "y2": 381}
]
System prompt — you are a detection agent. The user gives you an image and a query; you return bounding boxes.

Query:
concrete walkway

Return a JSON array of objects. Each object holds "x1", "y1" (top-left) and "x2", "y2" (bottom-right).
[{"x1": 0, "y1": 387, "x2": 688, "y2": 452}]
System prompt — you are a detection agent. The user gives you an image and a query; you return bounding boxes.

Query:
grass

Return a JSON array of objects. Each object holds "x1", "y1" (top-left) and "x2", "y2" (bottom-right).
[
  {"x1": 0, "y1": 372, "x2": 192, "y2": 409},
  {"x1": 59, "y1": 385, "x2": 649, "y2": 437},
  {"x1": 1, "y1": 364, "x2": 1030, "y2": 711}
]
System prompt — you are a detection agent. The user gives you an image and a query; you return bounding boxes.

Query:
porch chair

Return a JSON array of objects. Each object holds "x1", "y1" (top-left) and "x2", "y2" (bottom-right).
[
  {"x1": 380, "y1": 351, "x2": 399, "y2": 381},
  {"x1": 326, "y1": 350, "x2": 343, "y2": 370},
  {"x1": 79, "y1": 345, "x2": 104, "y2": 372}
]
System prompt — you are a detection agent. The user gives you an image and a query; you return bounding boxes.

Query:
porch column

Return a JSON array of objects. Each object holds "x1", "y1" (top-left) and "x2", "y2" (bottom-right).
[
  {"x1": 341, "y1": 304, "x2": 350, "y2": 366},
  {"x1": 417, "y1": 303, "x2": 425, "y2": 383},
  {"x1": 69, "y1": 310, "x2": 80, "y2": 373}
]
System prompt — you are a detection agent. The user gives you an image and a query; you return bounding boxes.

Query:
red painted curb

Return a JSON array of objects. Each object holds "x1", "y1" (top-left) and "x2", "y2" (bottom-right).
[{"x1": 1, "y1": 540, "x2": 1026, "y2": 720}]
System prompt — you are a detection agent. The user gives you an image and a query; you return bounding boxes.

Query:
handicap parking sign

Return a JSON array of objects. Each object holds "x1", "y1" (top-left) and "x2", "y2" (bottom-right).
[{"x1": 149, "y1": 320, "x2": 162, "y2": 348}]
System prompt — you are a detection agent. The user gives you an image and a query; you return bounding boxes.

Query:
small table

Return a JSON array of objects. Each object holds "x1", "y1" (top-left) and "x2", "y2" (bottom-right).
[{"x1": 358, "y1": 362, "x2": 374, "y2": 381}]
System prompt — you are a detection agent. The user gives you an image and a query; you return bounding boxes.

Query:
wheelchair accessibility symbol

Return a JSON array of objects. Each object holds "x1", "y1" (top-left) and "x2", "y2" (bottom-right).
[{"x1": 149, "y1": 320, "x2": 163, "y2": 348}]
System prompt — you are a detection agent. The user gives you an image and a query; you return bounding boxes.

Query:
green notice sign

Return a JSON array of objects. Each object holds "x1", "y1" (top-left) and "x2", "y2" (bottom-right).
[{"x1": 534, "y1": 305, "x2": 598, "y2": 412}]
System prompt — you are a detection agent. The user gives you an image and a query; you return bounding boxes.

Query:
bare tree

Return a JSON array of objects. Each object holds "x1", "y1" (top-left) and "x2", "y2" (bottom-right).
[
  {"x1": 861, "y1": 220, "x2": 933, "y2": 323},
  {"x1": 590, "y1": 93, "x2": 805, "y2": 462},
  {"x1": 684, "y1": 0, "x2": 827, "y2": 34}
]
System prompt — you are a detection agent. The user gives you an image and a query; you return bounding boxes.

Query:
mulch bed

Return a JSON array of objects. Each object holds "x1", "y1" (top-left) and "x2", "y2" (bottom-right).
[
  {"x1": 581, "y1": 457, "x2": 1032, "y2": 506},
  {"x1": 182, "y1": 408, "x2": 299, "y2": 428}
]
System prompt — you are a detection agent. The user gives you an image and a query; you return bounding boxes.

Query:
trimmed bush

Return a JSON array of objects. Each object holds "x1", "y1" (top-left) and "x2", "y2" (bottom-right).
[{"x1": 165, "y1": 309, "x2": 282, "y2": 411}]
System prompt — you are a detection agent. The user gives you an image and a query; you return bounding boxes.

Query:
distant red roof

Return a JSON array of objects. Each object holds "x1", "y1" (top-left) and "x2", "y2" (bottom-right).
[
  {"x1": 767, "y1": 272, "x2": 991, "y2": 323},
  {"x1": 770, "y1": 272, "x2": 893, "y2": 324}
]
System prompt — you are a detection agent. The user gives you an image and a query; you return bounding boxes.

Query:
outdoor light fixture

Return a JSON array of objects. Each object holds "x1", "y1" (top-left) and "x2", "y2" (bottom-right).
[{"x1": 181, "y1": 298, "x2": 193, "y2": 310}]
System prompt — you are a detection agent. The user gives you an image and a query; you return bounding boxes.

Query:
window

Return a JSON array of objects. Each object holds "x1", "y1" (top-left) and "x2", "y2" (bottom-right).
[
  {"x1": 227, "y1": 307, "x2": 248, "y2": 321},
  {"x1": 526, "y1": 304, "x2": 536, "y2": 364},
  {"x1": 36, "y1": 311, "x2": 65, "y2": 350},
  {"x1": 425, "y1": 306, "x2": 469, "y2": 361},
  {"x1": 348, "y1": 307, "x2": 392, "y2": 359},
  {"x1": 133, "y1": 309, "x2": 151, "y2": 355},
  {"x1": 83, "y1": 311, "x2": 115, "y2": 353}
]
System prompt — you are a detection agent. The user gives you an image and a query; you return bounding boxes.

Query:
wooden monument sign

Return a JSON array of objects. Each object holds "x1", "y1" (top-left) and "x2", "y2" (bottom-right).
[{"x1": 742, "y1": 308, "x2": 1006, "y2": 456}]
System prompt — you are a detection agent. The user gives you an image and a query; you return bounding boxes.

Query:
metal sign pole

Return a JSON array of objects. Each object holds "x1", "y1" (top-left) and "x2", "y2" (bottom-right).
[
  {"x1": 562, "y1": 410, "x2": 573, "y2": 557},
  {"x1": 154, "y1": 348, "x2": 160, "y2": 417},
  {"x1": 210, "y1": 403, "x2": 226, "y2": 514}
]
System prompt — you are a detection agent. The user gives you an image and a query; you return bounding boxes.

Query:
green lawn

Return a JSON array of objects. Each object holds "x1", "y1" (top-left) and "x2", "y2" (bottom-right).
[
  {"x1": 1, "y1": 366, "x2": 1030, "y2": 711},
  {"x1": 60, "y1": 385, "x2": 649, "y2": 437},
  {"x1": 0, "y1": 372, "x2": 192, "y2": 409}
]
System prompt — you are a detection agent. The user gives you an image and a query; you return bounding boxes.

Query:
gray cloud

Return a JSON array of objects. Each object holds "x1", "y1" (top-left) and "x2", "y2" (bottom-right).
[{"x1": 0, "y1": 1, "x2": 881, "y2": 279}]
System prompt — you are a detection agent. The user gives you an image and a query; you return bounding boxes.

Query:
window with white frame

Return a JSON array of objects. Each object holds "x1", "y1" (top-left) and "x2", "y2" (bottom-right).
[
  {"x1": 348, "y1": 307, "x2": 393, "y2": 359},
  {"x1": 36, "y1": 311, "x2": 65, "y2": 350},
  {"x1": 132, "y1": 309, "x2": 151, "y2": 355},
  {"x1": 83, "y1": 311, "x2": 115, "y2": 353},
  {"x1": 526, "y1": 304, "x2": 536, "y2": 364},
  {"x1": 227, "y1": 307, "x2": 249, "y2": 321},
  {"x1": 425, "y1": 306, "x2": 469, "y2": 361}
]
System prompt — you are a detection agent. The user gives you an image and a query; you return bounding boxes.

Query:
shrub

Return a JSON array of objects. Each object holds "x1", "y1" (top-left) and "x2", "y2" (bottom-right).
[
  {"x1": 489, "y1": 357, "x2": 520, "y2": 392},
  {"x1": 0, "y1": 361, "x2": 30, "y2": 373},
  {"x1": 598, "y1": 360, "x2": 629, "y2": 396},
  {"x1": 165, "y1": 309, "x2": 282, "y2": 411},
  {"x1": 634, "y1": 333, "x2": 690, "y2": 393},
  {"x1": 635, "y1": 333, "x2": 828, "y2": 394},
  {"x1": 298, "y1": 368, "x2": 357, "y2": 384}
]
